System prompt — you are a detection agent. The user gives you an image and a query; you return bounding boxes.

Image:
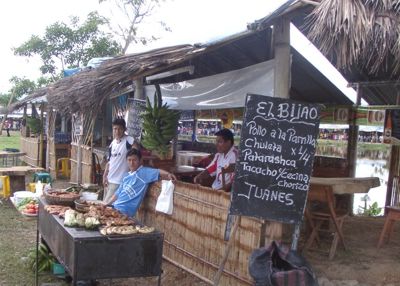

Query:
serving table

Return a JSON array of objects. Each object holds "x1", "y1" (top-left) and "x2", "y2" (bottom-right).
[
  {"x1": 37, "y1": 198, "x2": 163, "y2": 285},
  {"x1": 309, "y1": 177, "x2": 380, "y2": 195},
  {"x1": 0, "y1": 166, "x2": 43, "y2": 194},
  {"x1": 176, "y1": 150, "x2": 210, "y2": 166},
  {"x1": 172, "y1": 165, "x2": 205, "y2": 182}
]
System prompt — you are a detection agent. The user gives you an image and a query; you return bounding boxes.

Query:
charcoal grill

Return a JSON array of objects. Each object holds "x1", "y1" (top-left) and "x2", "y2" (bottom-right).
[{"x1": 37, "y1": 198, "x2": 163, "y2": 285}]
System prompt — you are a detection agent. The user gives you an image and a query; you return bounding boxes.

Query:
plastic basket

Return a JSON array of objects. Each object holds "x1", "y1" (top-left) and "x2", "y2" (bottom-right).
[
  {"x1": 52, "y1": 262, "x2": 65, "y2": 275},
  {"x1": 44, "y1": 189, "x2": 81, "y2": 207}
]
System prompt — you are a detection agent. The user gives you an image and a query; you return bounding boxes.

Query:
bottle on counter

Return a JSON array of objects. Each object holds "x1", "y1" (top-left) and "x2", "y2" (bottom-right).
[{"x1": 35, "y1": 180, "x2": 43, "y2": 196}]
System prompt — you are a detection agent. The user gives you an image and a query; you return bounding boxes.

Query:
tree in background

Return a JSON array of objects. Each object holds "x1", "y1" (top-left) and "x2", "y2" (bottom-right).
[
  {"x1": 99, "y1": 0, "x2": 171, "y2": 54},
  {"x1": 0, "y1": 77, "x2": 38, "y2": 107},
  {"x1": 13, "y1": 11, "x2": 121, "y2": 81}
]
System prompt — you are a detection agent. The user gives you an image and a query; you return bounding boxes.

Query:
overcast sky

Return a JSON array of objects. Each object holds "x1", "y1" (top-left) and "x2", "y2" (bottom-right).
[{"x1": 0, "y1": 0, "x2": 357, "y2": 103}]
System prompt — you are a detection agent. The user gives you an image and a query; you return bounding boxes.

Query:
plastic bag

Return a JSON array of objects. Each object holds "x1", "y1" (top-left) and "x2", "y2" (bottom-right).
[
  {"x1": 249, "y1": 241, "x2": 318, "y2": 286},
  {"x1": 155, "y1": 180, "x2": 174, "y2": 215}
]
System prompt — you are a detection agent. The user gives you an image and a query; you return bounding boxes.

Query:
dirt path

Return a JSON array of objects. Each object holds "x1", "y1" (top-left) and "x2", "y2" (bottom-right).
[{"x1": 1, "y1": 195, "x2": 400, "y2": 285}]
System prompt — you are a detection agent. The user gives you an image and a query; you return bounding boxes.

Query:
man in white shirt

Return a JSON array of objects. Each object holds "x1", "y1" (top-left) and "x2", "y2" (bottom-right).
[
  {"x1": 194, "y1": 129, "x2": 237, "y2": 191},
  {"x1": 102, "y1": 118, "x2": 134, "y2": 203}
]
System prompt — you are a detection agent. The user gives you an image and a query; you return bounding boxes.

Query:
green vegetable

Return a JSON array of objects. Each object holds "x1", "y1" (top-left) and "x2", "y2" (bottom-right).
[
  {"x1": 16, "y1": 198, "x2": 37, "y2": 210},
  {"x1": 85, "y1": 217, "x2": 100, "y2": 229},
  {"x1": 26, "y1": 243, "x2": 56, "y2": 273},
  {"x1": 76, "y1": 213, "x2": 85, "y2": 227},
  {"x1": 64, "y1": 209, "x2": 78, "y2": 227},
  {"x1": 64, "y1": 186, "x2": 81, "y2": 194}
]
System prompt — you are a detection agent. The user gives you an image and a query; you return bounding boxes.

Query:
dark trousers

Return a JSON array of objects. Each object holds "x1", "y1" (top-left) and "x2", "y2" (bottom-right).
[{"x1": 6, "y1": 128, "x2": 10, "y2": 137}]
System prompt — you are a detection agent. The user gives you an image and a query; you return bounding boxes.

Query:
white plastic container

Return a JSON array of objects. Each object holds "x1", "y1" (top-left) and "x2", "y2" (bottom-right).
[
  {"x1": 35, "y1": 180, "x2": 43, "y2": 196},
  {"x1": 13, "y1": 191, "x2": 38, "y2": 205}
]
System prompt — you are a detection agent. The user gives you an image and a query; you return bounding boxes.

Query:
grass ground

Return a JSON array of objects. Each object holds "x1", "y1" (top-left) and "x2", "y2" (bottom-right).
[{"x1": 0, "y1": 130, "x2": 21, "y2": 150}]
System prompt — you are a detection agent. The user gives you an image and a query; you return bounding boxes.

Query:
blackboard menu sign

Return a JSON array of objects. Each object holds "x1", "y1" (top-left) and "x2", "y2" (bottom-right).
[
  {"x1": 230, "y1": 94, "x2": 321, "y2": 224},
  {"x1": 126, "y1": 98, "x2": 146, "y2": 140}
]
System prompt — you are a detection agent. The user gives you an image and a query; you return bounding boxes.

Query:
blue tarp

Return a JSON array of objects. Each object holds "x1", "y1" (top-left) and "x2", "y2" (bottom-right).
[{"x1": 63, "y1": 68, "x2": 81, "y2": 77}]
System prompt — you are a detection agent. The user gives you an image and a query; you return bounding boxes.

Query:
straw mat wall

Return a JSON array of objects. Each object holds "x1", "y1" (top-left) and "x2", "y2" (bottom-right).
[
  {"x1": 139, "y1": 181, "x2": 265, "y2": 285},
  {"x1": 21, "y1": 137, "x2": 40, "y2": 167},
  {"x1": 70, "y1": 143, "x2": 92, "y2": 184}
]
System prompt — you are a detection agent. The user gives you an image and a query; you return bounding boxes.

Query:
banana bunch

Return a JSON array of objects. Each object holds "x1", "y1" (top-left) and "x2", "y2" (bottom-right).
[
  {"x1": 140, "y1": 85, "x2": 180, "y2": 159},
  {"x1": 27, "y1": 243, "x2": 56, "y2": 273}
]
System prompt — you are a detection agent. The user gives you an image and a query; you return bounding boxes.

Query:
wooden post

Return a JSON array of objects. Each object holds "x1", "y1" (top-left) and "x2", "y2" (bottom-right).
[
  {"x1": 259, "y1": 16, "x2": 291, "y2": 246},
  {"x1": 135, "y1": 78, "x2": 144, "y2": 100},
  {"x1": 347, "y1": 85, "x2": 362, "y2": 178},
  {"x1": 77, "y1": 136, "x2": 82, "y2": 184},
  {"x1": 45, "y1": 107, "x2": 50, "y2": 170},
  {"x1": 61, "y1": 116, "x2": 66, "y2": 133},
  {"x1": 38, "y1": 103, "x2": 45, "y2": 168},
  {"x1": 273, "y1": 17, "x2": 291, "y2": 99},
  {"x1": 101, "y1": 102, "x2": 108, "y2": 147}
]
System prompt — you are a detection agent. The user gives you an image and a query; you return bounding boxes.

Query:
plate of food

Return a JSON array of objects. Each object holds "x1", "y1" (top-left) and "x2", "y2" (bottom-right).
[{"x1": 21, "y1": 210, "x2": 38, "y2": 217}]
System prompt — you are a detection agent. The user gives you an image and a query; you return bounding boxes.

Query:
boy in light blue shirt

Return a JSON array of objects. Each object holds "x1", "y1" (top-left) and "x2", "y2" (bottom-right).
[{"x1": 107, "y1": 148, "x2": 176, "y2": 217}]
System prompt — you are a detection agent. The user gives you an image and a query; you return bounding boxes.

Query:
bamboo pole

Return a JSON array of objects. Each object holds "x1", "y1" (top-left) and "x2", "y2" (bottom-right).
[
  {"x1": 38, "y1": 103, "x2": 44, "y2": 168},
  {"x1": 213, "y1": 216, "x2": 241, "y2": 286}
]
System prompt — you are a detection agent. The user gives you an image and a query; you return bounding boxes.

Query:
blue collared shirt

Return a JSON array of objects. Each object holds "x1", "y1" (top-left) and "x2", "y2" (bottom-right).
[{"x1": 112, "y1": 166, "x2": 160, "y2": 217}]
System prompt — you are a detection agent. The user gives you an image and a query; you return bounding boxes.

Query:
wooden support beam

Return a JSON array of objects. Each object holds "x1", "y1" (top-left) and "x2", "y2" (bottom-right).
[
  {"x1": 273, "y1": 17, "x2": 291, "y2": 99},
  {"x1": 347, "y1": 86, "x2": 362, "y2": 178},
  {"x1": 135, "y1": 78, "x2": 144, "y2": 100}
]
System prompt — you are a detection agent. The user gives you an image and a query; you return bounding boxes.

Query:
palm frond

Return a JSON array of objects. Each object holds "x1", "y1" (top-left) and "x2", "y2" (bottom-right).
[{"x1": 305, "y1": 0, "x2": 400, "y2": 76}]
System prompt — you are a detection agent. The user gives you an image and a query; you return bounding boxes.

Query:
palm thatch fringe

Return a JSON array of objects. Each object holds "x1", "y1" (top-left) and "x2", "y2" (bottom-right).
[
  {"x1": 305, "y1": 0, "x2": 400, "y2": 76},
  {"x1": 25, "y1": 44, "x2": 203, "y2": 115}
]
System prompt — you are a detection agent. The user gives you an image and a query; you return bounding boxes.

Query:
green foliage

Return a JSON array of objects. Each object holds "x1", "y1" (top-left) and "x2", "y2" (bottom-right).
[
  {"x1": 14, "y1": 12, "x2": 121, "y2": 79},
  {"x1": 9, "y1": 76, "x2": 37, "y2": 98},
  {"x1": 358, "y1": 201, "x2": 382, "y2": 216},
  {"x1": 0, "y1": 77, "x2": 37, "y2": 106},
  {"x1": 26, "y1": 117, "x2": 42, "y2": 134},
  {"x1": 26, "y1": 243, "x2": 56, "y2": 273},
  {"x1": 140, "y1": 85, "x2": 180, "y2": 159}
]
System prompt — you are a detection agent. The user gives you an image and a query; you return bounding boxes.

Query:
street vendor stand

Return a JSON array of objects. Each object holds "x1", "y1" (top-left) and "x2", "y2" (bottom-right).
[
  {"x1": 37, "y1": 197, "x2": 164, "y2": 286},
  {"x1": 0, "y1": 166, "x2": 43, "y2": 194}
]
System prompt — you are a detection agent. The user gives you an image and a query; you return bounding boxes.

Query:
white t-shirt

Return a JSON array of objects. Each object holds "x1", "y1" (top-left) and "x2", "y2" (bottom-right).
[
  {"x1": 107, "y1": 135, "x2": 134, "y2": 184},
  {"x1": 206, "y1": 146, "x2": 238, "y2": 190}
]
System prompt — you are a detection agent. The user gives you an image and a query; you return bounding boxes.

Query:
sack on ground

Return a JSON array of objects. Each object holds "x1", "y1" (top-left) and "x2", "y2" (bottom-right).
[
  {"x1": 249, "y1": 241, "x2": 318, "y2": 286},
  {"x1": 155, "y1": 180, "x2": 174, "y2": 215}
]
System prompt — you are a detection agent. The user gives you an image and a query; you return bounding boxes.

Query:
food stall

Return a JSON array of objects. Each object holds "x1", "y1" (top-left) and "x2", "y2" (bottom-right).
[{"x1": 36, "y1": 189, "x2": 163, "y2": 286}]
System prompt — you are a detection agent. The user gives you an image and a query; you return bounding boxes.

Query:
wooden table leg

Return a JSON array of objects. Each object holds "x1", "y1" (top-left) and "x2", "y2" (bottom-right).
[{"x1": 377, "y1": 215, "x2": 392, "y2": 248}]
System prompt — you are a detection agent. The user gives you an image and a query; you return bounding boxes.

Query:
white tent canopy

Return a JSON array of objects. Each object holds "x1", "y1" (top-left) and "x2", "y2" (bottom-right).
[{"x1": 144, "y1": 60, "x2": 275, "y2": 110}]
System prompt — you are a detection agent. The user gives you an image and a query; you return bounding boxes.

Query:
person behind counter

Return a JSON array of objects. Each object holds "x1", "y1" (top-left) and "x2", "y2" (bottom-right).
[
  {"x1": 193, "y1": 128, "x2": 238, "y2": 191},
  {"x1": 102, "y1": 118, "x2": 134, "y2": 203},
  {"x1": 106, "y1": 148, "x2": 177, "y2": 217}
]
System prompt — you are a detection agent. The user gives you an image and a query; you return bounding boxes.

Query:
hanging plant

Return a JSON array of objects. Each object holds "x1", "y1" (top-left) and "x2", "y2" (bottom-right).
[{"x1": 140, "y1": 85, "x2": 180, "y2": 159}]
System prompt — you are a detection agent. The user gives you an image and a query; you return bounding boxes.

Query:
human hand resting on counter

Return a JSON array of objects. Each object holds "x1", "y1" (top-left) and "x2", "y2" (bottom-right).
[{"x1": 159, "y1": 169, "x2": 177, "y2": 182}]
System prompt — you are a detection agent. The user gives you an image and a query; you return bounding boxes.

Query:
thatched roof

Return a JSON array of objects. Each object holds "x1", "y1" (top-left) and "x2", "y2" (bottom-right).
[
  {"x1": 46, "y1": 45, "x2": 208, "y2": 114},
  {"x1": 1, "y1": 87, "x2": 48, "y2": 114},
  {"x1": 304, "y1": 0, "x2": 400, "y2": 77},
  {"x1": 9, "y1": 0, "x2": 361, "y2": 113}
]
